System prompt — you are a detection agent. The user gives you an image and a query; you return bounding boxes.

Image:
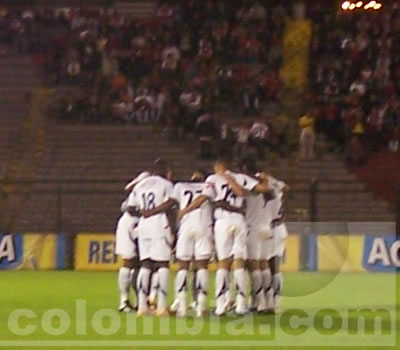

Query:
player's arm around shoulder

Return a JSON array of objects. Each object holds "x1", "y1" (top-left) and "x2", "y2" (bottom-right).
[
  {"x1": 220, "y1": 172, "x2": 249, "y2": 197},
  {"x1": 177, "y1": 180, "x2": 213, "y2": 220},
  {"x1": 245, "y1": 172, "x2": 269, "y2": 195},
  {"x1": 177, "y1": 194, "x2": 208, "y2": 220}
]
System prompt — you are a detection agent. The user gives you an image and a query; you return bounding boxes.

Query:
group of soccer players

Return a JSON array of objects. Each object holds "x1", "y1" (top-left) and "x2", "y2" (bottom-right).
[{"x1": 115, "y1": 157, "x2": 288, "y2": 317}]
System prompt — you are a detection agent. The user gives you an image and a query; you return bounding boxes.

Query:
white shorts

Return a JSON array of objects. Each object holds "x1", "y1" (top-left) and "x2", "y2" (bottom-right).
[
  {"x1": 246, "y1": 228, "x2": 261, "y2": 261},
  {"x1": 260, "y1": 223, "x2": 287, "y2": 260},
  {"x1": 115, "y1": 213, "x2": 139, "y2": 259},
  {"x1": 176, "y1": 223, "x2": 212, "y2": 261},
  {"x1": 137, "y1": 216, "x2": 173, "y2": 262},
  {"x1": 214, "y1": 217, "x2": 247, "y2": 261}
]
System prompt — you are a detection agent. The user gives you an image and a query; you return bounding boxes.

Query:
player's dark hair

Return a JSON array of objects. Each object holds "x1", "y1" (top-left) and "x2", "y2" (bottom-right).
[
  {"x1": 152, "y1": 158, "x2": 169, "y2": 177},
  {"x1": 194, "y1": 167, "x2": 207, "y2": 177},
  {"x1": 191, "y1": 167, "x2": 207, "y2": 182},
  {"x1": 239, "y1": 157, "x2": 258, "y2": 175}
]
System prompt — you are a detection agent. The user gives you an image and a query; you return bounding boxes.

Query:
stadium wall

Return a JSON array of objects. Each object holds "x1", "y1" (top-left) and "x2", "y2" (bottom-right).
[{"x1": 0, "y1": 233, "x2": 398, "y2": 272}]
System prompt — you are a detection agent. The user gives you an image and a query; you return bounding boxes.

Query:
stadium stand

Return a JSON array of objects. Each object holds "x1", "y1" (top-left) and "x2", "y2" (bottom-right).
[
  {"x1": 0, "y1": 1, "x2": 396, "y2": 233},
  {"x1": 309, "y1": 2, "x2": 400, "y2": 156}
]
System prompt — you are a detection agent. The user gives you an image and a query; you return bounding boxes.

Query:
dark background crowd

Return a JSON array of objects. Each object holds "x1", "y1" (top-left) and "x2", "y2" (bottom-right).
[
  {"x1": 309, "y1": 2, "x2": 400, "y2": 164},
  {"x1": 0, "y1": 0, "x2": 398, "y2": 163}
]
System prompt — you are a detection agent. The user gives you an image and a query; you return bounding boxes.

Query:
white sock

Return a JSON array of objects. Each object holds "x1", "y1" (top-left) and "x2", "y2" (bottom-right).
[
  {"x1": 250, "y1": 270, "x2": 263, "y2": 308},
  {"x1": 233, "y1": 268, "x2": 247, "y2": 311},
  {"x1": 273, "y1": 272, "x2": 283, "y2": 309},
  {"x1": 215, "y1": 269, "x2": 229, "y2": 311},
  {"x1": 157, "y1": 267, "x2": 169, "y2": 310},
  {"x1": 262, "y1": 268, "x2": 272, "y2": 293},
  {"x1": 149, "y1": 271, "x2": 159, "y2": 302},
  {"x1": 118, "y1": 267, "x2": 132, "y2": 306},
  {"x1": 233, "y1": 268, "x2": 247, "y2": 298},
  {"x1": 196, "y1": 269, "x2": 208, "y2": 311},
  {"x1": 175, "y1": 269, "x2": 188, "y2": 312},
  {"x1": 224, "y1": 272, "x2": 232, "y2": 306},
  {"x1": 137, "y1": 267, "x2": 151, "y2": 310},
  {"x1": 262, "y1": 268, "x2": 273, "y2": 307}
]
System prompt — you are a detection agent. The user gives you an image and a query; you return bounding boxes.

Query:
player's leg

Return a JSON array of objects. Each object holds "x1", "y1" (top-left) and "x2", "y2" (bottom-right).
[
  {"x1": 214, "y1": 219, "x2": 234, "y2": 316},
  {"x1": 246, "y1": 230, "x2": 263, "y2": 312},
  {"x1": 136, "y1": 235, "x2": 153, "y2": 315},
  {"x1": 190, "y1": 267, "x2": 198, "y2": 310},
  {"x1": 136, "y1": 258, "x2": 153, "y2": 315},
  {"x1": 268, "y1": 255, "x2": 282, "y2": 311},
  {"x1": 193, "y1": 233, "x2": 212, "y2": 317},
  {"x1": 268, "y1": 225, "x2": 287, "y2": 311},
  {"x1": 118, "y1": 258, "x2": 137, "y2": 312},
  {"x1": 260, "y1": 259, "x2": 273, "y2": 310},
  {"x1": 115, "y1": 214, "x2": 138, "y2": 312},
  {"x1": 193, "y1": 259, "x2": 209, "y2": 317},
  {"x1": 171, "y1": 229, "x2": 193, "y2": 316},
  {"x1": 232, "y1": 220, "x2": 249, "y2": 315},
  {"x1": 172, "y1": 260, "x2": 190, "y2": 316},
  {"x1": 151, "y1": 232, "x2": 173, "y2": 316},
  {"x1": 148, "y1": 271, "x2": 159, "y2": 310}
]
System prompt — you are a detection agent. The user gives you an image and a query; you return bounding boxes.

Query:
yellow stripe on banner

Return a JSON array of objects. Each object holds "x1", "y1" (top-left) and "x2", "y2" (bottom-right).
[
  {"x1": 21, "y1": 234, "x2": 57, "y2": 270},
  {"x1": 75, "y1": 234, "x2": 122, "y2": 271},
  {"x1": 318, "y1": 235, "x2": 364, "y2": 272},
  {"x1": 281, "y1": 235, "x2": 300, "y2": 272}
]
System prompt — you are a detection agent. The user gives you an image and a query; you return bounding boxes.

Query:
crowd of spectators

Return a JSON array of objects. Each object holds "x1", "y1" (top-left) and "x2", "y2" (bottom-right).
[
  {"x1": 0, "y1": 1, "x2": 285, "y2": 132},
  {"x1": 309, "y1": 3, "x2": 400, "y2": 163}
]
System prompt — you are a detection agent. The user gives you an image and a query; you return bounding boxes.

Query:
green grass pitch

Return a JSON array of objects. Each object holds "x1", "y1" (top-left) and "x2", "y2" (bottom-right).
[{"x1": 0, "y1": 271, "x2": 398, "y2": 350}]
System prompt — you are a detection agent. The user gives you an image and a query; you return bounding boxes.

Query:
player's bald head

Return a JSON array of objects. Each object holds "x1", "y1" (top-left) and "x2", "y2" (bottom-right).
[{"x1": 152, "y1": 158, "x2": 169, "y2": 177}]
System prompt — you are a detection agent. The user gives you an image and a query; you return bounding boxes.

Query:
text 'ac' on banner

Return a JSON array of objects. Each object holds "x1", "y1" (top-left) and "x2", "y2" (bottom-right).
[{"x1": 363, "y1": 235, "x2": 399, "y2": 272}]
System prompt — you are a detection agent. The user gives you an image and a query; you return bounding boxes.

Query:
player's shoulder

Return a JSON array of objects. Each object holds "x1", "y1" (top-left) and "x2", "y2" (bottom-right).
[
  {"x1": 233, "y1": 171, "x2": 256, "y2": 184},
  {"x1": 174, "y1": 181, "x2": 189, "y2": 191},
  {"x1": 154, "y1": 175, "x2": 173, "y2": 185},
  {"x1": 205, "y1": 174, "x2": 217, "y2": 183}
]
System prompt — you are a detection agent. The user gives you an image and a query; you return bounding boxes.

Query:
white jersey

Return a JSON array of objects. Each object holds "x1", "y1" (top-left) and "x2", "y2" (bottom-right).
[
  {"x1": 203, "y1": 171, "x2": 259, "y2": 220},
  {"x1": 128, "y1": 175, "x2": 174, "y2": 237},
  {"x1": 246, "y1": 192, "x2": 270, "y2": 227},
  {"x1": 266, "y1": 175, "x2": 286, "y2": 225},
  {"x1": 172, "y1": 182, "x2": 212, "y2": 229}
]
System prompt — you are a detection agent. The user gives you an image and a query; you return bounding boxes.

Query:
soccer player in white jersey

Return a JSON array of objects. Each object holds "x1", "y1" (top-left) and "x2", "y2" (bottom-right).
[
  {"x1": 115, "y1": 171, "x2": 150, "y2": 312},
  {"x1": 169, "y1": 169, "x2": 212, "y2": 317},
  {"x1": 263, "y1": 174, "x2": 289, "y2": 312},
  {"x1": 237, "y1": 158, "x2": 273, "y2": 313},
  {"x1": 179, "y1": 158, "x2": 269, "y2": 315},
  {"x1": 128, "y1": 159, "x2": 175, "y2": 316}
]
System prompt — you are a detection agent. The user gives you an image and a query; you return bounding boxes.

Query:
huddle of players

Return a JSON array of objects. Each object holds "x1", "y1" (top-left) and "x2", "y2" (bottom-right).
[{"x1": 115, "y1": 157, "x2": 288, "y2": 317}]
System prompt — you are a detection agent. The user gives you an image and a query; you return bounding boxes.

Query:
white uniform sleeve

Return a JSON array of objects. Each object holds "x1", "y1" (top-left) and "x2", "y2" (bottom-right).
[
  {"x1": 269, "y1": 176, "x2": 286, "y2": 193},
  {"x1": 202, "y1": 175, "x2": 216, "y2": 200},
  {"x1": 127, "y1": 190, "x2": 138, "y2": 207},
  {"x1": 120, "y1": 199, "x2": 128, "y2": 213},
  {"x1": 124, "y1": 171, "x2": 150, "y2": 191},
  {"x1": 275, "y1": 180, "x2": 286, "y2": 193},
  {"x1": 242, "y1": 174, "x2": 259, "y2": 192}
]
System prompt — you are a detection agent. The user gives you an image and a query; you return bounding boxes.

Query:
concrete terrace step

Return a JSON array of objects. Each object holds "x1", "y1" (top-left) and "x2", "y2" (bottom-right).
[{"x1": 114, "y1": 0, "x2": 158, "y2": 18}]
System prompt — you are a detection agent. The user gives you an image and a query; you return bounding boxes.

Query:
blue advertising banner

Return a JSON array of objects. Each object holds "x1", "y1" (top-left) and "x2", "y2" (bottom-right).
[
  {"x1": 0, "y1": 234, "x2": 23, "y2": 269},
  {"x1": 362, "y1": 236, "x2": 400, "y2": 272}
]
